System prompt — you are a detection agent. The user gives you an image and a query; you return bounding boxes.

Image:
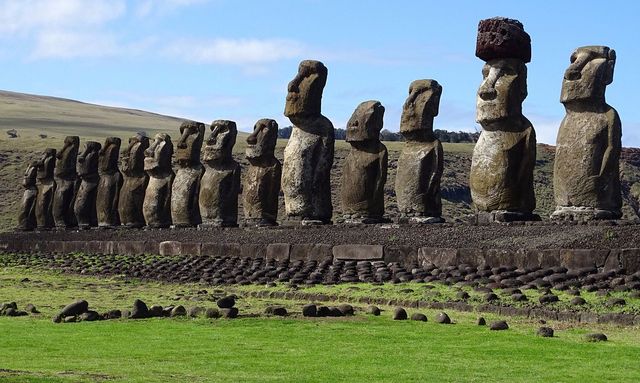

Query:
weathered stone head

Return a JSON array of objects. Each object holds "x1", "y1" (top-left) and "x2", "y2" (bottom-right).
[
  {"x1": 77, "y1": 142, "x2": 101, "y2": 178},
  {"x1": 284, "y1": 60, "x2": 328, "y2": 119},
  {"x1": 55, "y1": 136, "x2": 79, "y2": 177},
  {"x1": 560, "y1": 46, "x2": 615, "y2": 104},
  {"x1": 346, "y1": 100, "x2": 385, "y2": 143},
  {"x1": 203, "y1": 120, "x2": 237, "y2": 163},
  {"x1": 176, "y1": 121, "x2": 205, "y2": 166},
  {"x1": 99, "y1": 137, "x2": 121, "y2": 174},
  {"x1": 121, "y1": 133, "x2": 149, "y2": 175},
  {"x1": 144, "y1": 133, "x2": 173, "y2": 174},
  {"x1": 23, "y1": 161, "x2": 38, "y2": 188},
  {"x1": 37, "y1": 148, "x2": 56, "y2": 180},
  {"x1": 400, "y1": 79, "x2": 442, "y2": 138},
  {"x1": 246, "y1": 119, "x2": 278, "y2": 161}
]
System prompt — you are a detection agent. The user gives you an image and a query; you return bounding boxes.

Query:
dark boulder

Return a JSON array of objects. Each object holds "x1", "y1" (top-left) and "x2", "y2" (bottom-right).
[
  {"x1": 302, "y1": 304, "x2": 317, "y2": 317},
  {"x1": 489, "y1": 320, "x2": 509, "y2": 331},
  {"x1": 410, "y1": 313, "x2": 428, "y2": 322},
  {"x1": 435, "y1": 312, "x2": 451, "y2": 324},
  {"x1": 393, "y1": 307, "x2": 407, "y2": 320},
  {"x1": 130, "y1": 299, "x2": 149, "y2": 319},
  {"x1": 59, "y1": 300, "x2": 89, "y2": 317},
  {"x1": 217, "y1": 295, "x2": 236, "y2": 309},
  {"x1": 537, "y1": 327, "x2": 554, "y2": 337}
]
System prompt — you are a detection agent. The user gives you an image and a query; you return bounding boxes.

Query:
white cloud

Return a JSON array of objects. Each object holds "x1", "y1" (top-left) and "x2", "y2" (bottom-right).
[
  {"x1": 30, "y1": 31, "x2": 119, "y2": 59},
  {"x1": 135, "y1": 0, "x2": 210, "y2": 18},
  {"x1": 163, "y1": 38, "x2": 305, "y2": 65}
]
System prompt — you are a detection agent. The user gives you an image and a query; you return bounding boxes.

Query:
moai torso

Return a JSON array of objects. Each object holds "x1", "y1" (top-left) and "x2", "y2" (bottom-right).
[
  {"x1": 553, "y1": 46, "x2": 621, "y2": 220},
  {"x1": 74, "y1": 142, "x2": 101, "y2": 229},
  {"x1": 199, "y1": 120, "x2": 241, "y2": 227},
  {"x1": 171, "y1": 122, "x2": 205, "y2": 227},
  {"x1": 469, "y1": 18, "x2": 538, "y2": 221},
  {"x1": 97, "y1": 137, "x2": 123, "y2": 228},
  {"x1": 118, "y1": 134, "x2": 150, "y2": 228},
  {"x1": 17, "y1": 161, "x2": 38, "y2": 231},
  {"x1": 395, "y1": 80, "x2": 444, "y2": 222},
  {"x1": 243, "y1": 119, "x2": 282, "y2": 226},
  {"x1": 52, "y1": 136, "x2": 79, "y2": 228},
  {"x1": 143, "y1": 134, "x2": 174, "y2": 228},
  {"x1": 282, "y1": 60, "x2": 335, "y2": 224},
  {"x1": 35, "y1": 148, "x2": 56, "y2": 229},
  {"x1": 340, "y1": 101, "x2": 388, "y2": 223}
]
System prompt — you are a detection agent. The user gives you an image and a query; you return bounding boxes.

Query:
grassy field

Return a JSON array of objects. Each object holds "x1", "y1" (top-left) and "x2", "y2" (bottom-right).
[{"x1": 1, "y1": 267, "x2": 639, "y2": 383}]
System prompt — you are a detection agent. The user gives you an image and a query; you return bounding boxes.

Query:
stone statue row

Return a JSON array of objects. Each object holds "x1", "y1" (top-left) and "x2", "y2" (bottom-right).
[{"x1": 17, "y1": 17, "x2": 622, "y2": 230}]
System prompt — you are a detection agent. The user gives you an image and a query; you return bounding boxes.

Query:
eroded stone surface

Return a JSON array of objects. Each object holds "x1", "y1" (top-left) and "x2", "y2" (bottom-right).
[
  {"x1": 96, "y1": 137, "x2": 122, "y2": 228},
  {"x1": 74, "y1": 142, "x2": 101, "y2": 229},
  {"x1": 118, "y1": 134, "x2": 150, "y2": 228},
  {"x1": 340, "y1": 100, "x2": 387, "y2": 223},
  {"x1": 52, "y1": 136, "x2": 79, "y2": 228},
  {"x1": 172, "y1": 121, "x2": 205, "y2": 227},
  {"x1": 552, "y1": 46, "x2": 621, "y2": 221},
  {"x1": 282, "y1": 60, "x2": 334, "y2": 224},
  {"x1": 396, "y1": 79, "x2": 444, "y2": 223},
  {"x1": 16, "y1": 161, "x2": 38, "y2": 231},
  {"x1": 244, "y1": 119, "x2": 281, "y2": 226},
  {"x1": 199, "y1": 120, "x2": 241, "y2": 227},
  {"x1": 35, "y1": 148, "x2": 56, "y2": 230},
  {"x1": 143, "y1": 133, "x2": 174, "y2": 228}
]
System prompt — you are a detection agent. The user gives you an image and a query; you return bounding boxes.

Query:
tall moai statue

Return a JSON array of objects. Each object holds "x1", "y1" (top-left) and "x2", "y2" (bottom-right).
[
  {"x1": 199, "y1": 120, "x2": 241, "y2": 228},
  {"x1": 35, "y1": 148, "x2": 56, "y2": 230},
  {"x1": 340, "y1": 100, "x2": 388, "y2": 224},
  {"x1": 244, "y1": 119, "x2": 282, "y2": 227},
  {"x1": 143, "y1": 133, "x2": 174, "y2": 228},
  {"x1": 52, "y1": 136, "x2": 79, "y2": 228},
  {"x1": 74, "y1": 141, "x2": 101, "y2": 229},
  {"x1": 96, "y1": 137, "x2": 123, "y2": 228},
  {"x1": 552, "y1": 46, "x2": 621, "y2": 220},
  {"x1": 469, "y1": 17, "x2": 539, "y2": 222},
  {"x1": 16, "y1": 161, "x2": 38, "y2": 231},
  {"x1": 282, "y1": 60, "x2": 335, "y2": 225},
  {"x1": 171, "y1": 121, "x2": 205, "y2": 227},
  {"x1": 118, "y1": 133, "x2": 150, "y2": 228},
  {"x1": 395, "y1": 80, "x2": 445, "y2": 224}
]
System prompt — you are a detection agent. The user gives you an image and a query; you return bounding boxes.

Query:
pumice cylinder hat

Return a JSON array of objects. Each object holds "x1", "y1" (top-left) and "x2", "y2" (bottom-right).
[{"x1": 475, "y1": 17, "x2": 531, "y2": 63}]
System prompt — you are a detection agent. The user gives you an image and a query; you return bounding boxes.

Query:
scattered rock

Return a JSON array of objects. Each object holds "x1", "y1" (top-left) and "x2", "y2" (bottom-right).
[
  {"x1": 489, "y1": 320, "x2": 509, "y2": 331},
  {"x1": 265, "y1": 306, "x2": 288, "y2": 316},
  {"x1": 24, "y1": 303, "x2": 39, "y2": 314},
  {"x1": 410, "y1": 313, "x2": 427, "y2": 322},
  {"x1": 59, "y1": 300, "x2": 89, "y2": 318},
  {"x1": 316, "y1": 306, "x2": 331, "y2": 317},
  {"x1": 148, "y1": 305, "x2": 164, "y2": 317},
  {"x1": 217, "y1": 295, "x2": 236, "y2": 309},
  {"x1": 221, "y1": 307, "x2": 238, "y2": 319},
  {"x1": 570, "y1": 297, "x2": 586, "y2": 305},
  {"x1": 476, "y1": 317, "x2": 486, "y2": 326},
  {"x1": 585, "y1": 333, "x2": 608, "y2": 342},
  {"x1": 537, "y1": 327, "x2": 554, "y2": 337},
  {"x1": 539, "y1": 294, "x2": 559, "y2": 304},
  {"x1": 606, "y1": 298, "x2": 626, "y2": 306},
  {"x1": 63, "y1": 315, "x2": 77, "y2": 323},
  {"x1": 456, "y1": 291, "x2": 470, "y2": 300},
  {"x1": 79, "y1": 310, "x2": 101, "y2": 322},
  {"x1": 302, "y1": 304, "x2": 317, "y2": 317},
  {"x1": 130, "y1": 299, "x2": 149, "y2": 319},
  {"x1": 485, "y1": 293, "x2": 499, "y2": 302},
  {"x1": 366, "y1": 305, "x2": 381, "y2": 316},
  {"x1": 171, "y1": 305, "x2": 187, "y2": 317},
  {"x1": 102, "y1": 309, "x2": 122, "y2": 320},
  {"x1": 188, "y1": 307, "x2": 203, "y2": 318},
  {"x1": 511, "y1": 293, "x2": 528, "y2": 302},
  {"x1": 337, "y1": 304, "x2": 354, "y2": 316},
  {"x1": 435, "y1": 312, "x2": 451, "y2": 324},
  {"x1": 205, "y1": 307, "x2": 221, "y2": 318},
  {"x1": 393, "y1": 307, "x2": 407, "y2": 320}
]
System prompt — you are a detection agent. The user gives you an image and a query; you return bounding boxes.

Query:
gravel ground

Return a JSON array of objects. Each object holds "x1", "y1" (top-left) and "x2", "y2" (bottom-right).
[{"x1": 2, "y1": 221, "x2": 639, "y2": 250}]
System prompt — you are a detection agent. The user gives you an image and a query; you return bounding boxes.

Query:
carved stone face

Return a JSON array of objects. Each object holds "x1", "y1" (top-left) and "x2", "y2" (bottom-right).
[
  {"x1": 284, "y1": 60, "x2": 328, "y2": 119},
  {"x1": 246, "y1": 119, "x2": 278, "y2": 160},
  {"x1": 346, "y1": 100, "x2": 385, "y2": 142},
  {"x1": 99, "y1": 137, "x2": 121, "y2": 173},
  {"x1": 55, "y1": 136, "x2": 79, "y2": 176},
  {"x1": 77, "y1": 141, "x2": 101, "y2": 177},
  {"x1": 476, "y1": 58, "x2": 527, "y2": 125},
  {"x1": 23, "y1": 161, "x2": 38, "y2": 188},
  {"x1": 37, "y1": 148, "x2": 56, "y2": 180},
  {"x1": 144, "y1": 133, "x2": 173, "y2": 173},
  {"x1": 400, "y1": 79, "x2": 442, "y2": 135},
  {"x1": 175, "y1": 121, "x2": 205, "y2": 166},
  {"x1": 560, "y1": 46, "x2": 615, "y2": 104},
  {"x1": 203, "y1": 120, "x2": 237, "y2": 162},
  {"x1": 121, "y1": 134, "x2": 149, "y2": 175}
]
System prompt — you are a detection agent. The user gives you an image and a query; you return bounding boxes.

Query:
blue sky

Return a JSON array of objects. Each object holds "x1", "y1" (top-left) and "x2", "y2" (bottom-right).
[{"x1": 1, "y1": 0, "x2": 639, "y2": 146}]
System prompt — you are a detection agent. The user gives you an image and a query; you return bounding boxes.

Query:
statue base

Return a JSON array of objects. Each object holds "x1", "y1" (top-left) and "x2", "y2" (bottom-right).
[
  {"x1": 551, "y1": 206, "x2": 622, "y2": 221},
  {"x1": 282, "y1": 217, "x2": 332, "y2": 226},
  {"x1": 171, "y1": 223, "x2": 199, "y2": 229},
  {"x1": 343, "y1": 216, "x2": 392, "y2": 225},
  {"x1": 397, "y1": 216, "x2": 445, "y2": 224},
  {"x1": 244, "y1": 218, "x2": 278, "y2": 227},
  {"x1": 198, "y1": 221, "x2": 239, "y2": 229},
  {"x1": 144, "y1": 224, "x2": 171, "y2": 230},
  {"x1": 472, "y1": 211, "x2": 541, "y2": 224},
  {"x1": 98, "y1": 224, "x2": 119, "y2": 230}
]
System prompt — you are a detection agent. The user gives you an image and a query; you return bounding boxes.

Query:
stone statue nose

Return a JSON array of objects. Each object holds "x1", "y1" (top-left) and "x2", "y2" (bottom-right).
[
  {"x1": 479, "y1": 87, "x2": 497, "y2": 101},
  {"x1": 565, "y1": 69, "x2": 581, "y2": 81},
  {"x1": 246, "y1": 134, "x2": 258, "y2": 145}
]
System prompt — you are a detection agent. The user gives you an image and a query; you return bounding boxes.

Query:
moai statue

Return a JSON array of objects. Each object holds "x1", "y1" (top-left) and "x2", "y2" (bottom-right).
[
  {"x1": 171, "y1": 121, "x2": 205, "y2": 227},
  {"x1": 143, "y1": 133, "x2": 174, "y2": 228},
  {"x1": 552, "y1": 46, "x2": 621, "y2": 220},
  {"x1": 16, "y1": 161, "x2": 38, "y2": 231},
  {"x1": 243, "y1": 119, "x2": 282, "y2": 226},
  {"x1": 96, "y1": 137, "x2": 123, "y2": 228},
  {"x1": 35, "y1": 148, "x2": 56, "y2": 230},
  {"x1": 395, "y1": 80, "x2": 445, "y2": 224},
  {"x1": 282, "y1": 60, "x2": 335, "y2": 225},
  {"x1": 74, "y1": 141, "x2": 101, "y2": 229},
  {"x1": 52, "y1": 136, "x2": 79, "y2": 228},
  {"x1": 340, "y1": 100, "x2": 388, "y2": 223},
  {"x1": 469, "y1": 17, "x2": 539, "y2": 222},
  {"x1": 118, "y1": 133, "x2": 150, "y2": 228},
  {"x1": 199, "y1": 120, "x2": 241, "y2": 228}
]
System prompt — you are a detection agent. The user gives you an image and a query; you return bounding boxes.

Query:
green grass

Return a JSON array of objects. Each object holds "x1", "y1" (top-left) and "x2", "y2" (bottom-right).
[{"x1": 1, "y1": 267, "x2": 639, "y2": 382}]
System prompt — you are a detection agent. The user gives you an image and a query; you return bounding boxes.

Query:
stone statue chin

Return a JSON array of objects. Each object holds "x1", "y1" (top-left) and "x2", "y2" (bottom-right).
[
  {"x1": 340, "y1": 100, "x2": 388, "y2": 224},
  {"x1": 143, "y1": 134, "x2": 174, "y2": 228},
  {"x1": 199, "y1": 120, "x2": 241, "y2": 228},
  {"x1": 282, "y1": 60, "x2": 335, "y2": 225},
  {"x1": 552, "y1": 46, "x2": 621, "y2": 221},
  {"x1": 171, "y1": 121, "x2": 205, "y2": 228}
]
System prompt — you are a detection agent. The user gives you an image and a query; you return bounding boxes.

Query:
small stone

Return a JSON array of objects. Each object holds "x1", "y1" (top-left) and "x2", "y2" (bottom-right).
[
  {"x1": 328, "y1": 307, "x2": 344, "y2": 317},
  {"x1": 606, "y1": 298, "x2": 626, "y2": 306},
  {"x1": 130, "y1": 299, "x2": 149, "y2": 319},
  {"x1": 490, "y1": 320, "x2": 509, "y2": 331},
  {"x1": 570, "y1": 297, "x2": 586, "y2": 305},
  {"x1": 170, "y1": 305, "x2": 187, "y2": 317},
  {"x1": 435, "y1": 312, "x2": 451, "y2": 324},
  {"x1": 79, "y1": 310, "x2": 101, "y2": 322},
  {"x1": 393, "y1": 307, "x2": 407, "y2": 320},
  {"x1": 485, "y1": 293, "x2": 499, "y2": 302},
  {"x1": 302, "y1": 304, "x2": 317, "y2": 317},
  {"x1": 457, "y1": 291, "x2": 470, "y2": 300},
  {"x1": 24, "y1": 303, "x2": 39, "y2": 314},
  {"x1": 539, "y1": 294, "x2": 559, "y2": 304},
  {"x1": 52, "y1": 315, "x2": 62, "y2": 323},
  {"x1": 366, "y1": 305, "x2": 381, "y2": 316},
  {"x1": 102, "y1": 309, "x2": 122, "y2": 320},
  {"x1": 512, "y1": 293, "x2": 528, "y2": 302},
  {"x1": 188, "y1": 307, "x2": 204, "y2": 318},
  {"x1": 585, "y1": 333, "x2": 607, "y2": 342},
  {"x1": 410, "y1": 313, "x2": 428, "y2": 322},
  {"x1": 205, "y1": 308, "x2": 221, "y2": 318},
  {"x1": 537, "y1": 327, "x2": 554, "y2": 337},
  {"x1": 63, "y1": 316, "x2": 77, "y2": 323},
  {"x1": 59, "y1": 300, "x2": 89, "y2": 317},
  {"x1": 221, "y1": 307, "x2": 238, "y2": 319},
  {"x1": 337, "y1": 304, "x2": 354, "y2": 316},
  {"x1": 316, "y1": 306, "x2": 331, "y2": 317},
  {"x1": 217, "y1": 295, "x2": 236, "y2": 309},
  {"x1": 148, "y1": 305, "x2": 164, "y2": 317},
  {"x1": 265, "y1": 306, "x2": 288, "y2": 316},
  {"x1": 477, "y1": 317, "x2": 486, "y2": 326}
]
